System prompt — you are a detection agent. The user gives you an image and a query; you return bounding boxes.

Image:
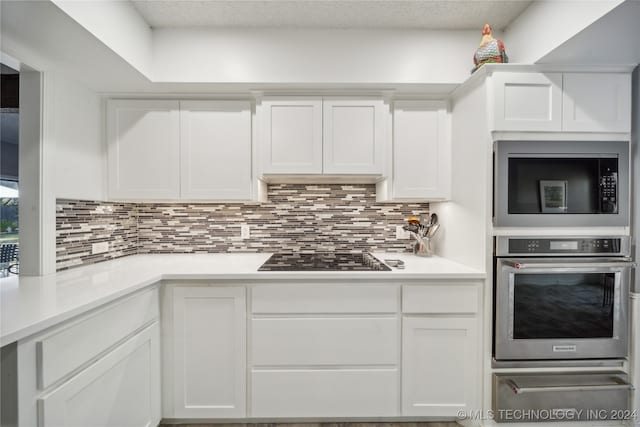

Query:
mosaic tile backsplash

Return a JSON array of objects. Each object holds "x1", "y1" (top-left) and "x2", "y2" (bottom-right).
[
  {"x1": 56, "y1": 184, "x2": 429, "y2": 270},
  {"x1": 56, "y1": 199, "x2": 138, "y2": 270}
]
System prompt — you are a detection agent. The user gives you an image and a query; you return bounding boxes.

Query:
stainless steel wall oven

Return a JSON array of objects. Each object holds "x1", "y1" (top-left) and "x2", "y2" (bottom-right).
[
  {"x1": 494, "y1": 236, "x2": 634, "y2": 361},
  {"x1": 494, "y1": 140, "x2": 630, "y2": 227}
]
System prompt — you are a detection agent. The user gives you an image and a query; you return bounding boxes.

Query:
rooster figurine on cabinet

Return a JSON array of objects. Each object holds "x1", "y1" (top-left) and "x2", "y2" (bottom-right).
[{"x1": 472, "y1": 24, "x2": 508, "y2": 73}]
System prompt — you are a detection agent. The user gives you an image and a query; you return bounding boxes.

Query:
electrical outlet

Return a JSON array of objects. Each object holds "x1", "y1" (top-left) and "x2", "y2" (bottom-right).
[
  {"x1": 396, "y1": 225, "x2": 410, "y2": 240},
  {"x1": 240, "y1": 224, "x2": 250, "y2": 239},
  {"x1": 91, "y1": 242, "x2": 109, "y2": 254}
]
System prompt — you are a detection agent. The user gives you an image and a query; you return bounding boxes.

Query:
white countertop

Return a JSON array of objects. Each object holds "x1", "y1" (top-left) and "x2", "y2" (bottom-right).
[{"x1": 0, "y1": 253, "x2": 484, "y2": 346}]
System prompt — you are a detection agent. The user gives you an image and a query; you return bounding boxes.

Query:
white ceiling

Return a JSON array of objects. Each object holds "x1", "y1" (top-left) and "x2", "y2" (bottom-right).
[{"x1": 131, "y1": 0, "x2": 533, "y2": 30}]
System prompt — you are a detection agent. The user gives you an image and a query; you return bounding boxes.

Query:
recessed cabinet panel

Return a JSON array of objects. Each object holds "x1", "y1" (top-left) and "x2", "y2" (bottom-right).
[
  {"x1": 107, "y1": 100, "x2": 180, "y2": 199},
  {"x1": 251, "y1": 369, "x2": 398, "y2": 417},
  {"x1": 38, "y1": 323, "x2": 160, "y2": 427},
  {"x1": 251, "y1": 317, "x2": 397, "y2": 366},
  {"x1": 261, "y1": 98, "x2": 323, "y2": 174},
  {"x1": 402, "y1": 317, "x2": 478, "y2": 416},
  {"x1": 392, "y1": 101, "x2": 450, "y2": 200},
  {"x1": 180, "y1": 101, "x2": 252, "y2": 200},
  {"x1": 492, "y1": 72, "x2": 563, "y2": 131},
  {"x1": 172, "y1": 287, "x2": 246, "y2": 418},
  {"x1": 562, "y1": 73, "x2": 631, "y2": 132},
  {"x1": 323, "y1": 99, "x2": 385, "y2": 174}
]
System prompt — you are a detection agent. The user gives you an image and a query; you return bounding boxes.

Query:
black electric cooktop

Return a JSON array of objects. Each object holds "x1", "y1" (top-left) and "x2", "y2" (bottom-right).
[{"x1": 258, "y1": 252, "x2": 391, "y2": 271}]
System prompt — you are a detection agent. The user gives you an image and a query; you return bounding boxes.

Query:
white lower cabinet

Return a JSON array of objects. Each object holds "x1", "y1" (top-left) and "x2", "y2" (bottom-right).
[
  {"x1": 401, "y1": 283, "x2": 480, "y2": 417},
  {"x1": 401, "y1": 316, "x2": 478, "y2": 416},
  {"x1": 251, "y1": 369, "x2": 398, "y2": 417},
  {"x1": 38, "y1": 323, "x2": 160, "y2": 427},
  {"x1": 169, "y1": 286, "x2": 246, "y2": 418}
]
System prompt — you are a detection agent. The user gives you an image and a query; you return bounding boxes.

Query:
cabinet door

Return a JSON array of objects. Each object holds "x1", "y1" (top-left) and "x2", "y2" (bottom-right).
[
  {"x1": 392, "y1": 101, "x2": 450, "y2": 200},
  {"x1": 562, "y1": 73, "x2": 631, "y2": 132},
  {"x1": 260, "y1": 97, "x2": 322, "y2": 174},
  {"x1": 172, "y1": 286, "x2": 246, "y2": 418},
  {"x1": 107, "y1": 100, "x2": 180, "y2": 199},
  {"x1": 322, "y1": 98, "x2": 386, "y2": 174},
  {"x1": 492, "y1": 72, "x2": 563, "y2": 131},
  {"x1": 402, "y1": 316, "x2": 478, "y2": 417},
  {"x1": 38, "y1": 323, "x2": 160, "y2": 427},
  {"x1": 180, "y1": 101, "x2": 252, "y2": 200}
]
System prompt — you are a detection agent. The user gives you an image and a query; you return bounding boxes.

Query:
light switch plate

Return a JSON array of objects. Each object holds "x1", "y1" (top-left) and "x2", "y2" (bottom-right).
[
  {"x1": 241, "y1": 224, "x2": 250, "y2": 239},
  {"x1": 396, "y1": 225, "x2": 410, "y2": 240},
  {"x1": 92, "y1": 242, "x2": 109, "y2": 254}
]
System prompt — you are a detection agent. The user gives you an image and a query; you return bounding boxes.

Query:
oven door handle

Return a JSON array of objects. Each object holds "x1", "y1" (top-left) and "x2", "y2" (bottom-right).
[
  {"x1": 503, "y1": 260, "x2": 637, "y2": 270},
  {"x1": 504, "y1": 379, "x2": 634, "y2": 395}
]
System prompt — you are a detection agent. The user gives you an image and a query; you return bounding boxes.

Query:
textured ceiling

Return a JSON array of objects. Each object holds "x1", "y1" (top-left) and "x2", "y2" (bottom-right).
[{"x1": 131, "y1": 0, "x2": 533, "y2": 30}]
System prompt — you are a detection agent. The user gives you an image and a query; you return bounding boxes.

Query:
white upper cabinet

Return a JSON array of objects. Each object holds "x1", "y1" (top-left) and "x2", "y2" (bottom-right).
[
  {"x1": 390, "y1": 101, "x2": 450, "y2": 200},
  {"x1": 108, "y1": 99, "x2": 255, "y2": 201},
  {"x1": 562, "y1": 73, "x2": 631, "y2": 132},
  {"x1": 491, "y1": 71, "x2": 632, "y2": 133},
  {"x1": 259, "y1": 97, "x2": 387, "y2": 176},
  {"x1": 107, "y1": 100, "x2": 181, "y2": 199},
  {"x1": 322, "y1": 98, "x2": 385, "y2": 174},
  {"x1": 180, "y1": 101, "x2": 252, "y2": 200},
  {"x1": 492, "y1": 72, "x2": 563, "y2": 132},
  {"x1": 260, "y1": 97, "x2": 323, "y2": 174}
]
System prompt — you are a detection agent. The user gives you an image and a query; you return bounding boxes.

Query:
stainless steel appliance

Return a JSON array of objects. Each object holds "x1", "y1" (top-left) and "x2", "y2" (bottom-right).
[
  {"x1": 494, "y1": 236, "x2": 634, "y2": 361},
  {"x1": 258, "y1": 252, "x2": 391, "y2": 271},
  {"x1": 494, "y1": 140, "x2": 630, "y2": 227},
  {"x1": 493, "y1": 373, "x2": 633, "y2": 423}
]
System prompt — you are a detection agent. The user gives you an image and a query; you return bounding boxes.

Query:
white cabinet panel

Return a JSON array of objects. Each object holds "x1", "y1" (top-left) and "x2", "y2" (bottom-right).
[
  {"x1": 180, "y1": 101, "x2": 252, "y2": 200},
  {"x1": 402, "y1": 284, "x2": 479, "y2": 314},
  {"x1": 322, "y1": 98, "x2": 385, "y2": 174},
  {"x1": 562, "y1": 73, "x2": 631, "y2": 132},
  {"x1": 261, "y1": 97, "x2": 323, "y2": 174},
  {"x1": 251, "y1": 369, "x2": 398, "y2": 417},
  {"x1": 391, "y1": 101, "x2": 450, "y2": 200},
  {"x1": 107, "y1": 100, "x2": 180, "y2": 199},
  {"x1": 37, "y1": 288, "x2": 158, "y2": 389},
  {"x1": 252, "y1": 317, "x2": 397, "y2": 366},
  {"x1": 492, "y1": 72, "x2": 563, "y2": 131},
  {"x1": 402, "y1": 316, "x2": 478, "y2": 417},
  {"x1": 172, "y1": 286, "x2": 246, "y2": 418},
  {"x1": 251, "y1": 284, "x2": 398, "y2": 314},
  {"x1": 38, "y1": 323, "x2": 160, "y2": 427}
]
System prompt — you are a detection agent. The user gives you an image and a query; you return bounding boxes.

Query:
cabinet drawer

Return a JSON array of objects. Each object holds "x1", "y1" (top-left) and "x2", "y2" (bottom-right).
[
  {"x1": 252, "y1": 317, "x2": 397, "y2": 366},
  {"x1": 402, "y1": 284, "x2": 479, "y2": 314},
  {"x1": 252, "y1": 284, "x2": 397, "y2": 314},
  {"x1": 38, "y1": 323, "x2": 160, "y2": 427},
  {"x1": 251, "y1": 368, "x2": 398, "y2": 417},
  {"x1": 37, "y1": 287, "x2": 159, "y2": 389}
]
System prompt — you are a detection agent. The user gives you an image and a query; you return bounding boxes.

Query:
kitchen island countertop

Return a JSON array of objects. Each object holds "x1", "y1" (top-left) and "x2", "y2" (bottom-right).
[{"x1": 0, "y1": 253, "x2": 484, "y2": 346}]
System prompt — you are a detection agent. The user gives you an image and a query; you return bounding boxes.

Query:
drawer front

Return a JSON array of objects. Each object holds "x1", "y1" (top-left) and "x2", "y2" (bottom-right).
[
  {"x1": 37, "y1": 287, "x2": 159, "y2": 389},
  {"x1": 493, "y1": 373, "x2": 631, "y2": 423},
  {"x1": 252, "y1": 317, "x2": 398, "y2": 366},
  {"x1": 251, "y1": 369, "x2": 398, "y2": 417},
  {"x1": 252, "y1": 284, "x2": 397, "y2": 314},
  {"x1": 402, "y1": 284, "x2": 479, "y2": 314},
  {"x1": 38, "y1": 323, "x2": 160, "y2": 427}
]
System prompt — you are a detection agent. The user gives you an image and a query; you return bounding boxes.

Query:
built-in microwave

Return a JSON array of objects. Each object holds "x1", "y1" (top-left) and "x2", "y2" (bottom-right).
[{"x1": 494, "y1": 140, "x2": 629, "y2": 227}]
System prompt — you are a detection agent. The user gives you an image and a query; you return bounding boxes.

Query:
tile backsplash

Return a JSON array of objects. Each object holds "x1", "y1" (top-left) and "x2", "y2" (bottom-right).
[
  {"x1": 56, "y1": 184, "x2": 429, "y2": 270},
  {"x1": 56, "y1": 199, "x2": 138, "y2": 270}
]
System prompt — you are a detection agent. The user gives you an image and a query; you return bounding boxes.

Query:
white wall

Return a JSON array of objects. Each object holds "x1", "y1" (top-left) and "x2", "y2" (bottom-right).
[
  {"x1": 49, "y1": 72, "x2": 105, "y2": 201},
  {"x1": 51, "y1": 0, "x2": 153, "y2": 77},
  {"x1": 429, "y1": 80, "x2": 491, "y2": 272},
  {"x1": 152, "y1": 28, "x2": 479, "y2": 84},
  {"x1": 504, "y1": 0, "x2": 624, "y2": 64}
]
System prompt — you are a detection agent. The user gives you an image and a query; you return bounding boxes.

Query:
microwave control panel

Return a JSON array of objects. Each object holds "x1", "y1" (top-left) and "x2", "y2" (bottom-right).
[{"x1": 506, "y1": 238, "x2": 623, "y2": 255}]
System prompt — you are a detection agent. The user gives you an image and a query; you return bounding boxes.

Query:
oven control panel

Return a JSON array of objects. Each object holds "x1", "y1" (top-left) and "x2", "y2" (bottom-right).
[{"x1": 497, "y1": 236, "x2": 630, "y2": 256}]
